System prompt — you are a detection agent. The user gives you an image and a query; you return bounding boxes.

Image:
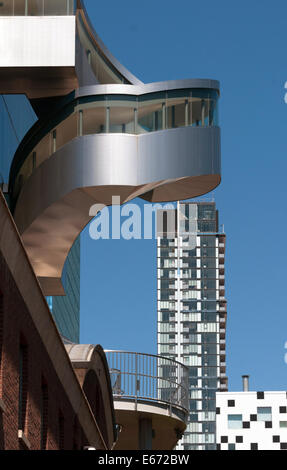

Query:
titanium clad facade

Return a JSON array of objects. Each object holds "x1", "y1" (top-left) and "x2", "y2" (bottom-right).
[{"x1": 157, "y1": 202, "x2": 228, "y2": 450}]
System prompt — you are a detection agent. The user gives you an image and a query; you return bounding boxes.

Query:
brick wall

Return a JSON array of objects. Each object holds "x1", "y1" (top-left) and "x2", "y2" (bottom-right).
[{"x1": 0, "y1": 251, "x2": 88, "y2": 450}]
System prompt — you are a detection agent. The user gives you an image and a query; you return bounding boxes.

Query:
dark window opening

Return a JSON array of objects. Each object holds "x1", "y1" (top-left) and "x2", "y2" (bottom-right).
[
  {"x1": 58, "y1": 411, "x2": 65, "y2": 450},
  {"x1": 19, "y1": 338, "x2": 28, "y2": 433},
  {"x1": 40, "y1": 378, "x2": 48, "y2": 450}
]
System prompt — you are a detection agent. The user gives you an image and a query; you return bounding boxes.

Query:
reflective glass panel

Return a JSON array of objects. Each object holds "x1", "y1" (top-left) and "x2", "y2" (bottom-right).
[
  {"x1": 82, "y1": 103, "x2": 106, "y2": 135},
  {"x1": 0, "y1": 0, "x2": 75, "y2": 15},
  {"x1": 107, "y1": 96, "x2": 137, "y2": 134},
  {"x1": 257, "y1": 407, "x2": 272, "y2": 422},
  {"x1": 43, "y1": 0, "x2": 70, "y2": 15},
  {"x1": 166, "y1": 90, "x2": 189, "y2": 129},
  {"x1": 0, "y1": 1, "x2": 13, "y2": 14},
  {"x1": 28, "y1": 0, "x2": 44, "y2": 15},
  {"x1": 56, "y1": 112, "x2": 78, "y2": 150},
  {"x1": 34, "y1": 132, "x2": 51, "y2": 166},
  {"x1": 13, "y1": 0, "x2": 27, "y2": 15},
  {"x1": 138, "y1": 93, "x2": 165, "y2": 133}
]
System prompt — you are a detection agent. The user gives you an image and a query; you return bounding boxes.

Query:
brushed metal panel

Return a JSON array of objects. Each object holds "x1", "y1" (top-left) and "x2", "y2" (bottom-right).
[
  {"x1": 0, "y1": 17, "x2": 76, "y2": 67},
  {"x1": 138, "y1": 127, "x2": 221, "y2": 182},
  {"x1": 13, "y1": 127, "x2": 221, "y2": 294},
  {"x1": 75, "y1": 79, "x2": 220, "y2": 99}
]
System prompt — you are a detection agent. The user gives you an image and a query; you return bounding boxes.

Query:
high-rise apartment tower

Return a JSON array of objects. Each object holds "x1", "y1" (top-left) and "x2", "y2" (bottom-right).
[{"x1": 157, "y1": 201, "x2": 228, "y2": 450}]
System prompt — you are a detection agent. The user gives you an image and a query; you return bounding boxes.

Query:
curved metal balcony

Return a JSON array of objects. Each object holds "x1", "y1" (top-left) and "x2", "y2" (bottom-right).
[
  {"x1": 9, "y1": 81, "x2": 221, "y2": 295},
  {"x1": 105, "y1": 351, "x2": 189, "y2": 450},
  {"x1": 106, "y1": 350, "x2": 189, "y2": 414},
  {"x1": 1, "y1": 1, "x2": 221, "y2": 296},
  {"x1": 10, "y1": 83, "x2": 219, "y2": 204}
]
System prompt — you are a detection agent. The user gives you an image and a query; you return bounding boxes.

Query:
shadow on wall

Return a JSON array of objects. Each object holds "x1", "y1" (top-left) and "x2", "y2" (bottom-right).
[{"x1": 83, "y1": 369, "x2": 108, "y2": 445}]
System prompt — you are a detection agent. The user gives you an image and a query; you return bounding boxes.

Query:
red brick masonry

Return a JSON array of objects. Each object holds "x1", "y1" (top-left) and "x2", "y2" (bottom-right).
[{"x1": 0, "y1": 191, "x2": 115, "y2": 450}]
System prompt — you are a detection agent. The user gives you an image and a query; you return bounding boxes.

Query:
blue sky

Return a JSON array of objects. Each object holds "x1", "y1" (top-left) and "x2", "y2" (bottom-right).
[{"x1": 80, "y1": 0, "x2": 287, "y2": 392}]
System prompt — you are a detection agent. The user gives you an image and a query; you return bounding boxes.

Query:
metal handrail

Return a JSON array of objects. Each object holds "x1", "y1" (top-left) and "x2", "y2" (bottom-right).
[
  {"x1": 105, "y1": 350, "x2": 187, "y2": 368},
  {"x1": 105, "y1": 350, "x2": 189, "y2": 416}
]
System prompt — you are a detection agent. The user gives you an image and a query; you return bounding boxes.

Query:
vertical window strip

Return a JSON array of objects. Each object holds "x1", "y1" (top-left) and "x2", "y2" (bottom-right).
[
  {"x1": 73, "y1": 417, "x2": 80, "y2": 450},
  {"x1": 40, "y1": 380, "x2": 48, "y2": 450},
  {"x1": 58, "y1": 411, "x2": 65, "y2": 450},
  {"x1": 18, "y1": 341, "x2": 28, "y2": 432}
]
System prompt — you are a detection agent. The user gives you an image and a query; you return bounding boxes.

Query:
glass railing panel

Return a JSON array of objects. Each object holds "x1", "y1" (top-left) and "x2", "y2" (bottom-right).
[
  {"x1": 209, "y1": 99, "x2": 219, "y2": 127},
  {"x1": 28, "y1": 0, "x2": 44, "y2": 15},
  {"x1": 13, "y1": 0, "x2": 27, "y2": 15},
  {"x1": 107, "y1": 95, "x2": 138, "y2": 134},
  {"x1": 0, "y1": 1, "x2": 14, "y2": 15},
  {"x1": 82, "y1": 105, "x2": 106, "y2": 135},
  {"x1": 190, "y1": 98, "x2": 204, "y2": 127},
  {"x1": 13, "y1": 174, "x2": 23, "y2": 201},
  {"x1": 166, "y1": 90, "x2": 190, "y2": 129},
  {"x1": 22, "y1": 152, "x2": 34, "y2": 181},
  {"x1": 56, "y1": 112, "x2": 78, "y2": 150},
  {"x1": 191, "y1": 89, "x2": 219, "y2": 127},
  {"x1": 43, "y1": 0, "x2": 72, "y2": 16},
  {"x1": 14, "y1": 151, "x2": 34, "y2": 199},
  {"x1": 34, "y1": 132, "x2": 51, "y2": 167},
  {"x1": 203, "y1": 99, "x2": 210, "y2": 127},
  {"x1": 138, "y1": 92, "x2": 165, "y2": 133},
  {"x1": 0, "y1": 0, "x2": 75, "y2": 16},
  {"x1": 109, "y1": 106, "x2": 136, "y2": 134},
  {"x1": 68, "y1": 0, "x2": 75, "y2": 15}
]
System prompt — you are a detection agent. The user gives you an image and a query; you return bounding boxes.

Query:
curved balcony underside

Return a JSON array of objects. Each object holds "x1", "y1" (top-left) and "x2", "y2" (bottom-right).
[
  {"x1": 113, "y1": 399, "x2": 187, "y2": 450},
  {"x1": 13, "y1": 126, "x2": 220, "y2": 295},
  {"x1": 105, "y1": 350, "x2": 188, "y2": 450}
]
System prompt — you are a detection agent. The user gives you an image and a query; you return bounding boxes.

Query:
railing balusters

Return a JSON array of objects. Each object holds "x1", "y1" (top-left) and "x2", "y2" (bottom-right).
[{"x1": 105, "y1": 350, "x2": 188, "y2": 416}]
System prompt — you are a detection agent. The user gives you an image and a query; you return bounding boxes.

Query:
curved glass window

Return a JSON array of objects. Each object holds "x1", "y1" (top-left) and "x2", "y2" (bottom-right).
[
  {"x1": 10, "y1": 88, "x2": 219, "y2": 202},
  {"x1": 138, "y1": 92, "x2": 165, "y2": 133},
  {"x1": 77, "y1": 13, "x2": 129, "y2": 85},
  {"x1": 0, "y1": 0, "x2": 75, "y2": 16},
  {"x1": 106, "y1": 95, "x2": 138, "y2": 134}
]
